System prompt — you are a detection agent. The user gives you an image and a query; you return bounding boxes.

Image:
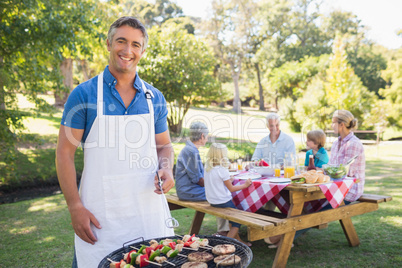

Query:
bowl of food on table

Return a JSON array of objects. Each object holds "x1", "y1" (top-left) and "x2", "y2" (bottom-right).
[
  {"x1": 251, "y1": 159, "x2": 274, "y2": 176},
  {"x1": 322, "y1": 163, "x2": 348, "y2": 180}
]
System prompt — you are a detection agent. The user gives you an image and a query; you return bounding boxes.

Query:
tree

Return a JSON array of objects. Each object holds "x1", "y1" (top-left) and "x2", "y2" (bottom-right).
[
  {"x1": 380, "y1": 48, "x2": 402, "y2": 128},
  {"x1": 205, "y1": 0, "x2": 253, "y2": 113},
  {"x1": 292, "y1": 36, "x2": 376, "y2": 132},
  {"x1": 139, "y1": 24, "x2": 220, "y2": 134},
  {"x1": 124, "y1": 0, "x2": 183, "y2": 27},
  {"x1": 347, "y1": 45, "x2": 387, "y2": 96},
  {"x1": 249, "y1": 0, "x2": 291, "y2": 110},
  {"x1": 0, "y1": 0, "x2": 97, "y2": 175},
  {"x1": 282, "y1": 0, "x2": 330, "y2": 61}
]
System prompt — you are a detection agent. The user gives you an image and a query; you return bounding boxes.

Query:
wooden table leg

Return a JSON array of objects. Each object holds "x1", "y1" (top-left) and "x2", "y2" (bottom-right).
[
  {"x1": 340, "y1": 217, "x2": 360, "y2": 247},
  {"x1": 338, "y1": 201, "x2": 360, "y2": 247},
  {"x1": 272, "y1": 195, "x2": 305, "y2": 268},
  {"x1": 189, "y1": 211, "x2": 205, "y2": 235}
]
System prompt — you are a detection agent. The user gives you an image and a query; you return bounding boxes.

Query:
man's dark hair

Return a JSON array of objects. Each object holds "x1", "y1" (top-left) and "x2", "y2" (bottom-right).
[{"x1": 108, "y1": 16, "x2": 148, "y2": 52}]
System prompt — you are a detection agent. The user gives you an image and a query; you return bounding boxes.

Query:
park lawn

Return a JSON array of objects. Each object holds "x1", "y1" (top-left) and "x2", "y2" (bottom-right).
[{"x1": 1, "y1": 148, "x2": 401, "y2": 267}]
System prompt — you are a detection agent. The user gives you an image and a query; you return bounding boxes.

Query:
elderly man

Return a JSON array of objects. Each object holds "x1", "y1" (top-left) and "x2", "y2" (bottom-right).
[{"x1": 252, "y1": 113, "x2": 296, "y2": 166}]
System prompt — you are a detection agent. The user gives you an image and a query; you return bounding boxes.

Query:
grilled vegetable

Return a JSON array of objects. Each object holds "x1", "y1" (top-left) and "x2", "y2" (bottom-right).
[
  {"x1": 149, "y1": 249, "x2": 160, "y2": 261},
  {"x1": 161, "y1": 246, "x2": 172, "y2": 255},
  {"x1": 167, "y1": 249, "x2": 179, "y2": 258}
]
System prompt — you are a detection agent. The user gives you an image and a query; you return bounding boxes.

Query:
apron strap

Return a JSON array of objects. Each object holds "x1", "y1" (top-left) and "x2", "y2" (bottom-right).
[
  {"x1": 140, "y1": 80, "x2": 156, "y2": 148},
  {"x1": 97, "y1": 72, "x2": 104, "y2": 117}
]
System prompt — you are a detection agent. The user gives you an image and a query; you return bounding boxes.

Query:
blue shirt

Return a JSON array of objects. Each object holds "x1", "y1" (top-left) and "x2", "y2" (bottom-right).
[
  {"x1": 304, "y1": 147, "x2": 329, "y2": 168},
  {"x1": 175, "y1": 140, "x2": 206, "y2": 201},
  {"x1": 61, "y1": 66, "x2": 168, "y2": 143},
  {"x1": 252, "y1": 131, "x2": 296, "y2": 166}
]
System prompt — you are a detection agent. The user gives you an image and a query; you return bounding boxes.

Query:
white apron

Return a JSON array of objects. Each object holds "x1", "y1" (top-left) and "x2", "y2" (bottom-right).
[{"x1": 75, "y1": 72, "x2": 174, "y2": 267}]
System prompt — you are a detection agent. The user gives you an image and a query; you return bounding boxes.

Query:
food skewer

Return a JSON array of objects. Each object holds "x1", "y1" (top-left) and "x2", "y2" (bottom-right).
[
  {"x1": 144, "y1": 259, "x2": 162, "y2": 266},
  {"x1": 130, "y1": 245, "x2": 182, "y2": 266},
  {"x1": 215, "y1": 254, "x2": 235, "y2": 267},
  {"x1": 163, "y1": 259, "x2": 176, "y2": 266},
  {"x1": 181, "y1": 246, "x2": 198, "y2": 251}
]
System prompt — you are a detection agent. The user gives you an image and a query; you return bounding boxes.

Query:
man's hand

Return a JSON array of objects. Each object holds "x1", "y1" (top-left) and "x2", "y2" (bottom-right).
[
  {"x1": 154, "y1": 168, "x2": 175, "y2": 194},
  {"x1": 69, "y1": 204, "x2": 101, "y2": 245}
]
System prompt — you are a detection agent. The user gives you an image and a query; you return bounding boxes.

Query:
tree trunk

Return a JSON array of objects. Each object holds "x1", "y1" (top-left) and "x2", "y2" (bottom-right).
[
  {"x1": 231, "y1": 61, "x2": 242, "y2": 114},
  {"x1": 0, "y1": 56, "x2": 5, "y2": 111},
  {"x1": 255, "y1": 63, "x2": 265, "y2": 111},
  {"x1": 275, "y1": 90, "x2": 279, "y2": 110},
  {"x1": 81, "y1": 59, "x2": 90, "y2": 81},
  {"x1": 55, "y1": 58, "x2": 73, "y2": 107}
]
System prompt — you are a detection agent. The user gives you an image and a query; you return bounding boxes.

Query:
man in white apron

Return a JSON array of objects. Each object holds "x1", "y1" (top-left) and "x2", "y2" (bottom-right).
[{"x1": 56, "y1": 17, "x2": 174, "y2": 267}]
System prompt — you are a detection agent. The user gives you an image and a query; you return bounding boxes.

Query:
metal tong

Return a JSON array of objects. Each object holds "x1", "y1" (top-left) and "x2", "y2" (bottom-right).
[
  {"x1": 156, "y1": 172, "x2": 179, "y2": 229},
  {"x1": 345, "y1": 155, "x2": 359, "y2": 167}
]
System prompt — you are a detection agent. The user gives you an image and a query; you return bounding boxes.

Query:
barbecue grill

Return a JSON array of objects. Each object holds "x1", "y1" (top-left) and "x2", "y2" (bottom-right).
[{"x1": 98, "y1": 235, "x2": 253, "y2": 268}]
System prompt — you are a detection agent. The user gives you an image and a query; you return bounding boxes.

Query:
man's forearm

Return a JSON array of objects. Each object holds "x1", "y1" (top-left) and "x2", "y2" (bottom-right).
[
  {"x1": 157, "y1": 143, "x2": 174, "y2": 171},
  {"x1": 56, "y1": 151, "x2": 82, "y2": 211}
]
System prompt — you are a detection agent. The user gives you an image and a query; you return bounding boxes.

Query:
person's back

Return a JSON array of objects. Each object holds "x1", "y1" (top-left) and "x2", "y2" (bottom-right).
[
  {"x1": 175, "y1": 141, "x2": 206, "y2": 201},
  {"x1": 175, "y1": 122, "x2": 209, "y2": 201}
]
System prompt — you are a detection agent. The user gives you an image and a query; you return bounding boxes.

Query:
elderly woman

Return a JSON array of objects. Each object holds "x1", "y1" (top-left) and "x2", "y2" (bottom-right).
[
  {"x1": 329, "y1": 109, "x2": 365, "y2": 201},
  {"x1": 175, "y1": 121, "x2": 209, "y2": 201}
]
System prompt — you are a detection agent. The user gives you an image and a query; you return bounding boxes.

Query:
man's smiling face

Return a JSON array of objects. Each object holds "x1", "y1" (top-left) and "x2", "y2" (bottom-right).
[{"x1": 107, "y1": 25, "x2": 145, "y2": 74}]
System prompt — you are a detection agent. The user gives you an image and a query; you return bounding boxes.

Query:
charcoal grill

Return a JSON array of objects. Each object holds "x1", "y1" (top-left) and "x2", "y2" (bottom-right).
[{"x1": 98, "y1": 235, "x2": 253, "y2": 268}]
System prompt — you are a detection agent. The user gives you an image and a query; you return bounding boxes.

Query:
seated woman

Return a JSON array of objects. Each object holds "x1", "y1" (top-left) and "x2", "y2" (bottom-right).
[
  {"x1": 175, "y1": 121, "x2": 209, "y2": 201},
  {"x1": 329, "y1": 109, "x2": 365, "y2": 202}
]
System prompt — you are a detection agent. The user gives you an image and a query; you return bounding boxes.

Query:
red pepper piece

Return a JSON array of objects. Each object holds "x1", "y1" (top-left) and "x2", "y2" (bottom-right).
[
  {"x1": 145, "y1": 247, "x2": 153, "y2": 257},
  {"x1": 156, "y1": 244, "x2": 164, "y2": 250},
  {"x1": 169, "y1": 242, "x2": 176, "y2": 250},
  {"x1": 259, "y1": 159, "x2": 269, "y2": 166},
  {"x1": 184, "y1": 241, "x2": 193, "y2": 247},
  {"x1": 114, "y1": 260, "x2": 123, "y2": 268},
  {"x1": 139, "y1": 255, "x2": 149, "y2": 267},
  {"x1": 126, "y1": 250, "x2": 136, "y2": 264}
]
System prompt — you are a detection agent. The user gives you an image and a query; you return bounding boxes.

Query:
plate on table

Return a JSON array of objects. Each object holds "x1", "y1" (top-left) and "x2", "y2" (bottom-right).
[
  {"x1": 268, "y1": 178, "x2": 291, "y2": 183},
  {"x1": 236, "y1": 173, "x2": 262, "y2": 180},
  {"x1": 229, "y1": 171, "x2": 240, "y2": 176}
]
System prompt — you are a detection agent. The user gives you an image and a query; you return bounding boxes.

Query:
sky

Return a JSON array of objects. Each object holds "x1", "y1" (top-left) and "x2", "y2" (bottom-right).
[{"x1": 174, "y1": 0, "x2": 402, "y2": 50}]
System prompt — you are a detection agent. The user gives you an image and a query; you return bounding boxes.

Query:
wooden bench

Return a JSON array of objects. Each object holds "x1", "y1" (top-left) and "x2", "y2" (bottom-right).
[
  {"x1": 167, "y1": 194, "x2": 287, "y2": 236},
  {"x1": 166, "y1": 193, "x2": 392, "y2": 242}
]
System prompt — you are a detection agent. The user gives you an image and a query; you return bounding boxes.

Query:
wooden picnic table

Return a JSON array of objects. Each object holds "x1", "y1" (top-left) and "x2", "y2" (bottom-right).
[{"x1": 167, "y1": 181, "x2": 391, "y2": 268}]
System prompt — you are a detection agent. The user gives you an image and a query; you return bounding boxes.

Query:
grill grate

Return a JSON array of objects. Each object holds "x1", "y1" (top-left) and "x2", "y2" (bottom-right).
[{"x1": 98, "y1": 235, "x2": 252, "y2": 268}]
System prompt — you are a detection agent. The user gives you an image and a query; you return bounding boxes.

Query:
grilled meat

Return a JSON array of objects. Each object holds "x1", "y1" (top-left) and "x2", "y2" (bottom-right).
[
  {"x1": 181, "y1": 262, "x2": 208, "y2": 268},
  {"x1": 187, "y1": 252, "x2": 214, "y2": 262},
  {"x1": 214, "y1": 254, "x2": 241, "y2": 266},
  {"x1": 212, "y1": 244, "x2": 236, "y2": 255}
]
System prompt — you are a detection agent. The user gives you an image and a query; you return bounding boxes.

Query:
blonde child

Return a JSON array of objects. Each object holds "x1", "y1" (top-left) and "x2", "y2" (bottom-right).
[
  {"x1": 304, "y1": 129, "x2": 329, "y2": 168},
  {"x1": 204, "y1": 143, "x2": 252, "y2": 246}
]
